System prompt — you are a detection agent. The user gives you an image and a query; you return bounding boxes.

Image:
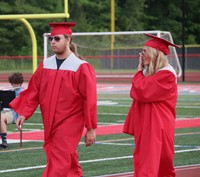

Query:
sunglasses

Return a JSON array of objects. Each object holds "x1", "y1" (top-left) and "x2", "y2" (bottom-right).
[{"x1": 48, "y1": 36, "x2": 61, "y2": 42}]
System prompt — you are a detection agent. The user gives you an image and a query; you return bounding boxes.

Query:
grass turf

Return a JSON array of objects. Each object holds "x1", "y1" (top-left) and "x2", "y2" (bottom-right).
[{"x1": 0, "y1": 91, "x2": 200, "y2": 176}]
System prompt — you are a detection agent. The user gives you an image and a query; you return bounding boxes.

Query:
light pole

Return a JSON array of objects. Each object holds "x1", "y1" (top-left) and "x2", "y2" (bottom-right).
[
  {"x1": 111, "y1": 0, "x2": 115, "y2": 69},
  {"x1": 182, "y1": 0, "x2": 185, "y2": 82}
]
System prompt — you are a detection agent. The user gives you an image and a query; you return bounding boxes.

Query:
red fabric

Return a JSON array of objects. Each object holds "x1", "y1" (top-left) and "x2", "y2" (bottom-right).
[
  {"x1": 144, "y1": 39, "x2": 169, "y2": 55},
  {"x1": 123, "y1": 70, "x2": 177, "y2": 177},
  {"x1": 9, "y1": 57, "x2": 97, "y2": 176},
  {"x1": 49, "y1": 22, "x2": 76, "y2": 36},
  {"x1": 144, "y1": 33, "x2": 179, "y2": 55}
]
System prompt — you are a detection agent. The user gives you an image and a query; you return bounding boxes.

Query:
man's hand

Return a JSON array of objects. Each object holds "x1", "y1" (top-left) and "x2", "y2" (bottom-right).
[
  {"x1": 84, "y1": 128, "x2": 96, "y2": 147},
  {"x1": 16, "y1": 116, "x2": 26, "y2": 131}
]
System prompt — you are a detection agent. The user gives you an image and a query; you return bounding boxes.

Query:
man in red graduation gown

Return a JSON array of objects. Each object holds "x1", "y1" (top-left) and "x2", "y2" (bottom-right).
[
  {"x1": 9, "y1": 22, "x2": 97, "y2": 177},
  {"x1": 123, "y1": 34, "x2": 179, "y2": 177}
]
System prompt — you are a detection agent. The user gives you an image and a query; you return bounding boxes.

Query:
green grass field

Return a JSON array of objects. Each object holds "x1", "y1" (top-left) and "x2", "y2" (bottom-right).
[{"x1": 0, "y1": 84, "x2": 200, "y2": 177}]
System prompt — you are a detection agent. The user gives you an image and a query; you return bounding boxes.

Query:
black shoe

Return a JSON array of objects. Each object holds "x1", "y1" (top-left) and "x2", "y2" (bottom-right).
[
  {"x1": 0, "y1": 142, "x2": 8, "y2": 148},
  {"x1": 0, "y1": 146, "x2": 6, "y2": 150}
]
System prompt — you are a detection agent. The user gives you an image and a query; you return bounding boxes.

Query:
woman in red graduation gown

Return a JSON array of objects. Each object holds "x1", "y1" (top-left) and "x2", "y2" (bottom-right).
[
  {"x1": 123, "y1": 34, "x2": 179, "y2": 177},
  {"x1": 9, "y1": 22, "x2": 97, "y2": 177}
]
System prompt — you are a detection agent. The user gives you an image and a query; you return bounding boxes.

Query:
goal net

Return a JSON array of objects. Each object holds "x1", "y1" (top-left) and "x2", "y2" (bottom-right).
[{"x1": 43, "y1": 31, "x2": 182, "y2": 77}]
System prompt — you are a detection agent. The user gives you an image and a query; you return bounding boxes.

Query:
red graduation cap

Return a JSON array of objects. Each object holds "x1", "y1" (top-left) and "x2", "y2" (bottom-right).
[
  {"x1": 49, "y1": 22, "x2": 76, "y2": 36},
  {"x1": 144, "y1": 33, "x2": 179, "y2": 55}
]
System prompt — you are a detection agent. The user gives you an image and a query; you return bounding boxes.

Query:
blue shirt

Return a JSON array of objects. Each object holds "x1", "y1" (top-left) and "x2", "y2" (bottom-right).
[{"x1": 11, "y1": 87, "x2": 23, "y2": 123}]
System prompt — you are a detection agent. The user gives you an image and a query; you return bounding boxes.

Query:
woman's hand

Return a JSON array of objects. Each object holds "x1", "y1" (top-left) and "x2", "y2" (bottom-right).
[
  {"x1": 84, "y1": 128, "x2": 96, "y2": 147},
  {"x1": 138, "y1": 52, "x2": 144, "y2": 71}
]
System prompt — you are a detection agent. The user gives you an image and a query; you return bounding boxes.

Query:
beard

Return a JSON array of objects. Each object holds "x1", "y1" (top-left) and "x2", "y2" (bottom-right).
[
  {"x1": 52, "y1": 46, "x2": 66, "y2": 55},
  {"x1": 54, "y1": 50, "x2": 65, "y2": 55}
]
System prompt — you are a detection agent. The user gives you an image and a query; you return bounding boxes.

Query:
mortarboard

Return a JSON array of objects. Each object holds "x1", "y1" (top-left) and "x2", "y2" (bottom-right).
[
  {"x1": 144, "y1": 33, "x2": 179, "y2": 55},
  {"x1": 49, "y1": 22, "x2": 76, "y2": 36}
]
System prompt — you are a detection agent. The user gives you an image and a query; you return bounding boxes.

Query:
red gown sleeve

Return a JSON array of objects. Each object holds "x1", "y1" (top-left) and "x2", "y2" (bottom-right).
[
  {"x1": 9, "y1": 63, "x2": 42, "y2": 119},
  {"x1": 130, "y1": 70, "x2": 177, "y2": 102},
  {"x1": 76, "y1": 63, "x2": 97, "y2": 130}
]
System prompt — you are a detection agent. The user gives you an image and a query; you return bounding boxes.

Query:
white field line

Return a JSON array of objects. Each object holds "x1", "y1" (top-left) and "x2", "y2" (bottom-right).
[
  {"x1": 176, "y1": 131, "x2": 200, "y2": 136},
  {"x1": 34, "y1": 109, "x2": 200, "y2": 119},
  {"x1": 95, "y1": 141, "x2": 200, "y2": 149},
  {"x1": 0, "y1": 149, "x2": 200, "y2": 174},
  {"x1": 95, "y1": 142, "x2": 134, "y2": 146},
  {"x1": 3, "y1": 130, "x2": 200, "y2": 153},
  {"x1": 23, "y1": 123, "x2": 43, "y2": 125},
  {"x1": 34, "y1": 104, "x2": 200, "y2": 109},
  {"x1": 175, "y1": 164, "x2": 200, "y2": 171},
  {"x1": 34, "y1": 110, "x2": 200, "y2": 121},
  {"x1": 97, "y1": 122, "x2": 122, "y2": 125},
  {"x1": 98, "y1": 113, "x2": 127, "y2": 116},
  {"x1": 23, "y1": 117, "x2": 200, "y2": 126},
  {"x1": 1, "y1": 123, "x2": 200, "y2": 173},
  {"x1": 178, "y1": 105, "x2": 200, "y2": 109},
  {"x1": 93, "y1": 172, "x2": 133, "y2": 177}
]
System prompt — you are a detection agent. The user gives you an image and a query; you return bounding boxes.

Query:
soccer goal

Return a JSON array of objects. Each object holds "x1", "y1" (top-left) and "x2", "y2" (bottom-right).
[{"x1": 43, "y1": 30, "x2": 182, "y2": 77}]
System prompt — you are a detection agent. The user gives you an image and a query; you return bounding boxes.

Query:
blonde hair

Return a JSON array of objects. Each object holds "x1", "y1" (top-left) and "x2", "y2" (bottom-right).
[
  {"x1": 65, "y1": 35, "x2": 83, "y2": 60},
  {"x1": 144, "y1": 46, "x2": 168, "y2": 76}
]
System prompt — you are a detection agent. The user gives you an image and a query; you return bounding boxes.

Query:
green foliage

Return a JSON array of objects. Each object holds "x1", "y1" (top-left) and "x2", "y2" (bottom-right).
[
  {"x1": 143, "y1": 0, "x2": 182, "y2": 43},
  {"x1": 0, "y1": 0, "x2": 199, "y2": 57},
  {"x1": 115, "y1": 0, "x2": 146, "y2": 31},
  {"x1": 69, "y1": 0, "x2": 111, "y2": 32},
  {"x1": 184, "y1": 0, "x2": 200, "y2": 44}
]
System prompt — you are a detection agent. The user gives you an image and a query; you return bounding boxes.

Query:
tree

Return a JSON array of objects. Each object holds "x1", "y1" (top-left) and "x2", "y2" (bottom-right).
[
  {"x1": 184, "y1": 0, "x2": 200, "y2": 44},
  {"x1": 115, "y1": 0, "x2": 146, "y2": 31},
  {"x1": 0, "y1": 0, "x2": 199, "y2": 57},
  {"x1": 0, "y1": 0, "x2": 64, "y2": 55},
  {"x1": 142, "y1": 0, "x2": 182, "y2": 44},
  {"x1": 142, "y1": 0, "x2": 200, "y2": 44},
  {"x1": 69, "y1": 0, "x2": 111, "y2": 32}
]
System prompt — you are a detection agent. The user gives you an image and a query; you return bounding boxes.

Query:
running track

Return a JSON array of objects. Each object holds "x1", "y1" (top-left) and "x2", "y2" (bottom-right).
[{"x1": 93, "y1": 164, "x2": 200, "y2": 177}]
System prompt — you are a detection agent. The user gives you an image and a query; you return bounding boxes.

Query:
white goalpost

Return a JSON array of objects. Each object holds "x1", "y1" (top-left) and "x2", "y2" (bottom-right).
[{"x1": 43, "y1": 30, "x2": 182, "y2": 77}]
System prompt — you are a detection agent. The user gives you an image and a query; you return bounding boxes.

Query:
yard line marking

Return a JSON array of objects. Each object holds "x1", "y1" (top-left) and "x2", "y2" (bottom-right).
[
  {"x1": 23, "y1": 123, "x2": 43, "y2": 125},
  {"x1": 95, "y1": 142, "x2": 134, "y2": 146},
  {"x1": 175, "y1": 148, "x2": 200, "y2": 153},
  {"x1": 98, "y1": 113, "x2": 127, "y2": 116},
  {"x1": 0, "y1": 147, "x2": 43, "y2": 153},
  {"x1": 2, "y1": 130, "x2": 200, "y2": 154},
  {"x1": 1, "y1": 151, "x2": 200, "y2": 174},
  {"x1": 95, "y1": 141, "x2": 200, "y2": 150},
  {"x1": 98, "y1": 122, "x2": 121, "y2": 125},
  {"x1": 99, "y1": 98, "x2": 131, "y2": 100},
  {"x1": 19, "y1": 129, "x2": 41, "y2": 131},
  {"x1": 176, "y1": 132, "x2": 200, "y2": 136},
  {"x1": 174, "y1": 145, "x2": 200, "y2": 149},
  {"x1": 176, "y1": 106, "x2": 200, "y2": 108},
  {"x1": 0, "y1": 165, "x2": 46, "y2": 173},
  {"x1": 80, "y1": 156, "x2": 132, "y2": 163},
  {"x1": 20, "y1": 118, "x2": 200, "y2": 127},
  {"x1": 0, "y1": 156, "x2": 132, "y2": 173}
]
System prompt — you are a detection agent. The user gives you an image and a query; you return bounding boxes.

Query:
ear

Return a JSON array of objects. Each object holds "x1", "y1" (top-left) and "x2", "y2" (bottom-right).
[{"x1": 64, "y1": 35, "x2": 71, "y2": 40}]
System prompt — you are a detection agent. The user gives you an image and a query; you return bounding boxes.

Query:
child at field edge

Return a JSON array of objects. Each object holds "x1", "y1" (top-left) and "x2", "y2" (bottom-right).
[
  {"x1": 0, "y1": 72, "x2": 24, "y2": 149},
  {"x1": 123, "y1": 33, "x2": 179, "y2": 177}
]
